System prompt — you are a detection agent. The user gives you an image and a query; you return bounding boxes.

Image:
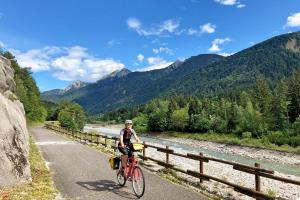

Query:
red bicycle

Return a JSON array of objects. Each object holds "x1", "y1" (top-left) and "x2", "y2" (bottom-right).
[{"x1": 116, "y1": 148, "x2": 145, "y2": 198}]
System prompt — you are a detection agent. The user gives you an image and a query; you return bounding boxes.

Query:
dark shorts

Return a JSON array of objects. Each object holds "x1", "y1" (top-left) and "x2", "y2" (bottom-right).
[{"x1": 118, "y1": 143, "x2": 133, "y2": 157}]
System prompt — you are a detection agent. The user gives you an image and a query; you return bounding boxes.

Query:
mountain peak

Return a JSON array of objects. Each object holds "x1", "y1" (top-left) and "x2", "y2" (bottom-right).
[
  {"x1": 62, "y1": 80, "x2": 87, "y2": 93},
  {"x1": 100, "y1": 68, "x2": 131, "y2": 81},
  {"x1": 168, "y1": 60, "x2": 184, "y2": 69}
]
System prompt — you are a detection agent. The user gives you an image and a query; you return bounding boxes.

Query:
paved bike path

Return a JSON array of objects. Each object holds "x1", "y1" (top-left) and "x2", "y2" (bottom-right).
[{"x1": 31, "y1": 126, "x2": 209, "y2": 200}]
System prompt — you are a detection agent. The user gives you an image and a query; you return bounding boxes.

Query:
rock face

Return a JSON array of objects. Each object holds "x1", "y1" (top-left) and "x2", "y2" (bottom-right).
[{"x1": 0, "y1": 56, "x2": 31, "y2": 187}]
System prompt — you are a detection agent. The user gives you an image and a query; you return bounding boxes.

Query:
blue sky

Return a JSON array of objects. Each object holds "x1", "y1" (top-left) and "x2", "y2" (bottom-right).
[{"x1": 0, "y1": 0, "x2": 300, "y2": 91}]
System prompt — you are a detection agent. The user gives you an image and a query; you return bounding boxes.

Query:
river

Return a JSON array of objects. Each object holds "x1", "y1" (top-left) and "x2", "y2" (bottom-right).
[{"x1": 84, "y1": 124, "x2": 300, "y2": 176}]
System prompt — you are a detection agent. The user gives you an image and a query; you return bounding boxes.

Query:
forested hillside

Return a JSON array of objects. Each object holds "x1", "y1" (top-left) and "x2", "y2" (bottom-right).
[{"x1": 167, "y1": 31, "x2": 300, "y2": 96}]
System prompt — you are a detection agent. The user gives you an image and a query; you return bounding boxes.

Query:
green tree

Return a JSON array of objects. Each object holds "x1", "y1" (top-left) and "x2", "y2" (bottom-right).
[
  {"x1": 188, "y1": 98, "x2": 201, "y2": 117},
  {"x1": 236, "y1": 99, "x2": 266, "y2": 137},
  {"x1": 170, "y1": 108, "x2": 189, "y2": 131},
  {"x1": 58, "y1": 102, "x2": 86, "y2": 131},
  {"x1": 253, "y1": 77, "x2": 272, "y2": 115},
  {"x1": 288, "y1": 70, "x2": 300, "y2": 123},
  {"x1": 189, "y1": 111, "x2": 211, "y2": 132},
  {"x1": 132, "y1": 113, "x2": 148, "y2": 132},
  {"x1": 148, "y1": 108, "x2": 168, "y2": 131},
  {"x1": 269, "y1": 81, "x2": 290, "y2": 130}
]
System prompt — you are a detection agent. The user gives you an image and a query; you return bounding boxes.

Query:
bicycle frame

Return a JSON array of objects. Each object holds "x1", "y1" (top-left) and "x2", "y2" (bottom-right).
[{"x1": 125, "y1": 156, "x2": 136, "y2": 178}]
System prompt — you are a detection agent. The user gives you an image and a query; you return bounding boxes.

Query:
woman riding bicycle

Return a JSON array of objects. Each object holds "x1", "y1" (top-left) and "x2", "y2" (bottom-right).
[{"x1": 118, "y1": 119, "x2": 141, "y2": 173}]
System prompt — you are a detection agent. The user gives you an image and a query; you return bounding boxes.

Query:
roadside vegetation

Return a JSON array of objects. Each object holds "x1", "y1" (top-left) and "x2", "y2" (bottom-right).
[
  {"x1": 0, "y1": 136, "x2": 57, "y2": 200},
  {"x1": 97, "y1": 71, "x2": 300, "y2": 151},
  {"x1": 44, "y1": 100, "x2": 86, "y2": 131}
]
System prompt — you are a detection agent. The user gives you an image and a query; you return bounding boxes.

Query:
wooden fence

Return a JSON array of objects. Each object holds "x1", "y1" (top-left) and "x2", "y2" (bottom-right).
[{"x1": 45, "y1": 123, "x2": 300, "y2": 200}]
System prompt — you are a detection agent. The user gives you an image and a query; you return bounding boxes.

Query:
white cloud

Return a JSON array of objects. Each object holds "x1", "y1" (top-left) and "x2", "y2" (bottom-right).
[
  {"x1": 187, "y1": 28, "x2": 198, "y2": 35},
  {"x1": 200, "y1": 23, "x2": 216, "y2": 34},
  {"x1": 11, "y1": 46, "x2": 62, "y2": 71},
  {"x1": 186, "y1": 23, "x2": 216, "y2": 36},
  {"x1": 208, "y1": 37, "x2": 231, "y2": 52},
  {"x1": 127, "y1": 18, "x2": 141, "y2": 29},
  {"x1": 137, "y1": 54, "x2": 144, "y2": 61},
  {"x1": 218, "y1": 52, "x2": 234, "y2": 57},
  {"x1": 237, "y1": 4, "x2": 245, "y2": 8},
  {"x1": 214, "y1": 0, "x2": 245, "y2": 8},
  {"x1": 107, "y1": 40, "x2": 121, "y2": 46},
  {"x1": 127, "y1": 17, "x2": 180, "y2": 36},
  {"x1": 215, "y1": 0, "x2": 237, "y2": 5},
  {"x1": 286, "y1": 12, "x2": 300, "y2": 27},
  {"x1": 127, "y1": 17, "x2": 217, "y2": 37},
  {"x1": 161, "y1": 19, "x2": 180, "y2": 33},
  {"x1": 151, "y1": 39, "x2": 168, "y2": 46},
  {"x1": 136, "y1": 56, "x2": 172, "y2": 71},
  {"x1": 152, "y1": 47, "x2": 174, "y2": 55},
  {"x1": 12, "y1": 46, "x2": 125, "y2": 82}
]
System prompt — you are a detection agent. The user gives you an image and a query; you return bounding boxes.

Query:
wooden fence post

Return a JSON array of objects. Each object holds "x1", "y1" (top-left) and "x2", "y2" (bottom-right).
[
  {"x1": 200, "y1": 153, "x2": 204, "y2": 183},
  {"x1": 166, "y1": 146, "x2": 170, "y2": 167},
  {"x1": 255, "y1": 163, "x2": 261, "y2": 193}
]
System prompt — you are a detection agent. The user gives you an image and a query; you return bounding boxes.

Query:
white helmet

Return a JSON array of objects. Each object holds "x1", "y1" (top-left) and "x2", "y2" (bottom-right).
[{"x1": 125, "y1": 119, "x2": 133, "y2": 124}]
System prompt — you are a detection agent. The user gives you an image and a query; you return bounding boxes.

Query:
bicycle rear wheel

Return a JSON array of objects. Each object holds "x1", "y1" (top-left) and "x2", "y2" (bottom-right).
[
  {"x1": 132, "y1": 166, "x2": 145, "y2": 198},
  {"x1": 117, "y1": 161, "x2": 126, "y2": 186}
]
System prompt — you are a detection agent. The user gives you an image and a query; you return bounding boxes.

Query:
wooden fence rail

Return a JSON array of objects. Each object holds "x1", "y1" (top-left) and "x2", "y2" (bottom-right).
[{"x1": 45, "y1": 123, "x2": 300, "y2": 200}]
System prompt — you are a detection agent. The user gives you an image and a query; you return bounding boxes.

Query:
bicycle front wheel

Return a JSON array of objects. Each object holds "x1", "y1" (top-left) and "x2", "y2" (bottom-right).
[{"x1": 132, "y1": 166, "x2": 145, "y2": 198}]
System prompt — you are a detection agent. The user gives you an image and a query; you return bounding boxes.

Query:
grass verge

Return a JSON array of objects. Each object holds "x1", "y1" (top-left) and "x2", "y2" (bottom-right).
[{"x1": 0, "y1": 135, "x2": 57, "y2": 200}]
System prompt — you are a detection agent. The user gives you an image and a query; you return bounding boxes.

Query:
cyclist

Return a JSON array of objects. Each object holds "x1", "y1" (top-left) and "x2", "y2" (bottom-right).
[{"x1": 118, "y1": 119, "x2": 141, "y2": 174}]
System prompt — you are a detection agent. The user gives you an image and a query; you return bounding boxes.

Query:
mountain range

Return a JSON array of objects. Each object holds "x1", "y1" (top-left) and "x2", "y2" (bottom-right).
[{"x1": 42, "y1": 31, "x2": 300, "y2": 115}]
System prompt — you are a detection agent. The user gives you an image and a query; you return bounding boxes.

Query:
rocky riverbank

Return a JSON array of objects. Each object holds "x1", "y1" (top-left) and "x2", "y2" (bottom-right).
[{"x1": 153, "y1": 135, "x2": 300, "y2": 166}]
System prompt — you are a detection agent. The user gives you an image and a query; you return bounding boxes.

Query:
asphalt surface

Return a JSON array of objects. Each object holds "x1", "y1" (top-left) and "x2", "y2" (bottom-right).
[{"x1": 30, "y1": 126, "x2": 209, "y2": 200}]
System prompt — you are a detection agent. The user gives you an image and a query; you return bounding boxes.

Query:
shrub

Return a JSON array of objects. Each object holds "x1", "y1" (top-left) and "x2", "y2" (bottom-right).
[
  {"x1": 133, "y1": 113, "x2": 149, "y2": 133},
  {"x1": 58, "y1": 102, "x2": 86, "y2": 131},
  {"x1": 148, "y1": 109, "x2": 168, "y2": 132},
  {"x1": 265, "y1": 131, "x2": 290, "y2": 146},
  {"x1": 290, "y1": 135, "x2": 300, "y2": 147},
  {"x1": 189, "y1": 114, "x2": 211, "y2": 132},
  {"x1": 170, "y1": 108, "x2": 189, "y2": 131},
  {"x1": 292, "y1": 116, "x2": 300, "y2": 136},
  {"x1": 210, "y1": 115, "x2": 227, "y2": 133},
  {"x1": 242, "y1": 132, "x2": 252, "y2": 139}
]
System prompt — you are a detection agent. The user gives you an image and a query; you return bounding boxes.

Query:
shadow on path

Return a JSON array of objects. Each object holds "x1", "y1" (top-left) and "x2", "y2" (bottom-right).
[{"x1": 77, "y1": 180, "x2": 137, "y2": 199}]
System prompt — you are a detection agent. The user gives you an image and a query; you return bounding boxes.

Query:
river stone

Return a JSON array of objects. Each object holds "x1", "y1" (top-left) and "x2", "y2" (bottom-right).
[{"x1": 0, "y1": 56, "x2": 31, "y2": 187}]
